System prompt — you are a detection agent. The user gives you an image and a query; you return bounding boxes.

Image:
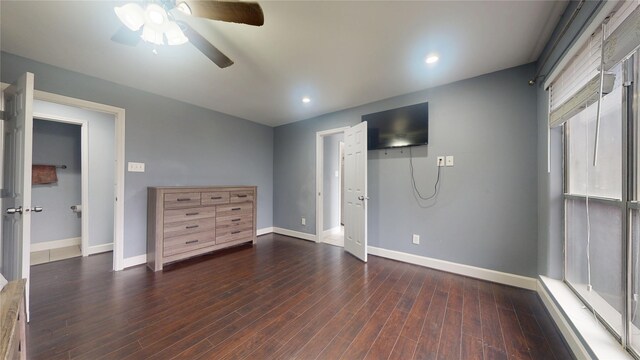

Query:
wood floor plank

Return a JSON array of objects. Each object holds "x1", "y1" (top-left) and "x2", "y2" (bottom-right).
[
  {"x1": 479, "y1": 298, "x2": 507, "y2": 353},
  {"x1": 462, "y1": 278, "x2": 482, "y2": 339},
  {"x1": 389, "y1": 335, "x2": 418, "y2": 360},
  {"x1": 398, "y1": 270, "x2": 437, "y2": 342},
  {"x1": 461, "y1": 334, "x2": 484, "y2": 360},
  {"x1": 26, "y1": 234, "x2": 573, "y2": 360},
  {"x1": 413, "y1": 290, "x2": 448, "y2": 360},
  {"x1": 363, "y1": 307, "x2": 410, "y2": 360},
  {"x1": 436, "y1": 309, "x2": 462, "y2": 360},
  {"x1": 496, "y1": 307, "x2": 532, "y2": 360},
  {"x1": 340, "y1": 290, "x2": 403, "y2": 359}
]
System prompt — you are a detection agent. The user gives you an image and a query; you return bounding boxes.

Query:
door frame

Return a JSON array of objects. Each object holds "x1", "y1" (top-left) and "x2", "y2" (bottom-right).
[
  {"x1": 32, "y1": 114, "x2": 90, "y2": 257},
  {"x1": 1, "y1": 83, "x2": 126, "y2": 271},
  {"x1": 315, "y1": 126, "x2": 349, "y2": 243}
]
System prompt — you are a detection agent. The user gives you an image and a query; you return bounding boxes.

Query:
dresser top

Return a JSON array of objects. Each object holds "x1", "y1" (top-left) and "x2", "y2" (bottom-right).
[
  {"x1": 0, "y1": 279, "x2": 25, "y2": 357},
  {"x1": 148, "y1": 185, "x2": 256, "y2": 191}
]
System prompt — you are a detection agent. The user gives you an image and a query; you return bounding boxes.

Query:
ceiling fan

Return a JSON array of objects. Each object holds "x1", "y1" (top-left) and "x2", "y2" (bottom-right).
[{"x1": 111, "y1": 0, "x2": 264, "y2": 68}]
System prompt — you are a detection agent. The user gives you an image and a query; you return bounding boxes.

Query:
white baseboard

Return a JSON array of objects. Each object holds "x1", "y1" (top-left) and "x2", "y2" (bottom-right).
[
  {"x1": 272, "y1": 227, "x2": 316, "y2": 242},
  {"x1": 257, "y1": 227, "x2": 274, "y2": 236},
  {"x1": 123, "y1": 254, "x2": 147, "y2": 269},
  {"x1": 367, "y1": 246, "x2": 538, "y2": 290},
  {"x1": 31, "y1": 237, "x2": 81, "y2": 252},
  {"x1": 87, "y1": 243, "x2": 113, "y2": 255}
]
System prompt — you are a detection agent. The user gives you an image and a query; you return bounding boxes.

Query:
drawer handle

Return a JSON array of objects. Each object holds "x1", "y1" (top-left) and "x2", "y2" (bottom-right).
[
  {"x1": 232, "y1": 218, "x2": 241, "y2": 222},
  {"x1": 177, "y1": 198, "x2": 191, "y2": 202},
  {"x1": 231, "y1": 230, "x2": 241, "y2": 234},
  {"x1": 186, "y1": 225, "x2": 199, "y2": 229},
  {"x1": 231, "y1": 207, "x2": 241, "y2": 211},
  {"x1": 237, "y1": 195, "x2": 248, "y2": 198},
  {"x1": 211, "y1": 196, "x2": 222, "y2": 200},
  {"x1": 186, "y1": 212, "x2": 199, "y2": 216},
  {"x1": 185, "y1": 240, "x2": 199, "y2": 244}
]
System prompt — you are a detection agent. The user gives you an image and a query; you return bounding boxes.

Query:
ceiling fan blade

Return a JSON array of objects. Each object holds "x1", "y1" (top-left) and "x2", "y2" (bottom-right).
[
  {"x1": 182, "y1": 1, "x2": 264, "y2": 26},
  {"x1": 111, "y1": 26, "x2": 141, "y2": 46},
  {"x1": 179, "y1": 21, "x2": 234, "y2": 68}
]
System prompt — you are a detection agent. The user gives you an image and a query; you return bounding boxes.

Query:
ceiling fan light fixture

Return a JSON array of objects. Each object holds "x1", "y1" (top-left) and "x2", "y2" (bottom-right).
[
  {"x1": 141, "y1": 25, "x2": 165, "y2": 45},
  {"x1": 114, "y1": 3, "x2": 145, "y2": 31},
  {"x1": 176, "y1": 2, "x2": 192, "y2": 15},
  {"x1": 146, "y1": 3, "x2": 168, "y2": 26},
  {"x1": 166, "y1": 22, "x2": 189, "y2": 45}
]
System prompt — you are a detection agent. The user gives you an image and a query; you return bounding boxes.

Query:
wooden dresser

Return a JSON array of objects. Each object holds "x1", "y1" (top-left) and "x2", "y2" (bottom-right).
[
  {"x1": 0, "y1": 279, "x2": 26, "y2": 360},
  {"x1": 147, "y1": 186, "x2": 257, "y2": 271}
]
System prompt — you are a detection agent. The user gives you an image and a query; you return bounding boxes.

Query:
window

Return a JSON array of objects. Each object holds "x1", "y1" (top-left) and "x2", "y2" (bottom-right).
[
  {"x1": 551, "y1": 2, "x2": 640, "y2": 356},
  {"x1": 563, "y1": 62, "x2": 624, "y2": 337}
]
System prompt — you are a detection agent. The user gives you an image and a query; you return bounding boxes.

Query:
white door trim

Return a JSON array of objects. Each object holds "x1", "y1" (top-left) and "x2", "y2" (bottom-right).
[
  {"x1": 3, "y1": 82, "x2": 127, "y2": 271},
  {"x1": 315, "y1": 127, "x2": 349, "y2": 243},
  {"x1": 32, "y1": 113, "x2": 90, "y2": 257}
]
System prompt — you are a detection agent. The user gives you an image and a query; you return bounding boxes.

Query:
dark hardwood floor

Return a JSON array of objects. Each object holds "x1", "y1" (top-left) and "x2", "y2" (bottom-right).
[{"x1": 27, "y1": 234, "x2": 573, "y2": 360}]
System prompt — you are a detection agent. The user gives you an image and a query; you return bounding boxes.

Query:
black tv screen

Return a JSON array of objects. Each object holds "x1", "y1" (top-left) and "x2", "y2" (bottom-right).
[{"x1": 362, "y1": 102, "x2": 428, "y2": 150}]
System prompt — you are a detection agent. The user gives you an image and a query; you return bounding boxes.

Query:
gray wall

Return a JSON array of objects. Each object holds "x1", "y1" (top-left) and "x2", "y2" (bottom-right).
[
  {"x1": 274, "y1": 63, "x2": 539, "y2": 277},
  {"x1": 323, "y1": 133, "x2": 343, "y2": 231},
  {"x1": 535, "y1": 0, "x2": 605, "y2": 278},
  {"x1": 33, "y1": 100, "x2": 116, "y2": 248},
  {"x1": 1, "y1": 52, "x2": 274, "y2": 259},
  {"x1": 31, "y1": 120, "x2": 81, "y2": 244}
]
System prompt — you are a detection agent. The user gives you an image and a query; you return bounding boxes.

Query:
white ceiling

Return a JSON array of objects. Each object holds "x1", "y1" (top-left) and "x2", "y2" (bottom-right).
[{"x1": 0, "y1": 1, "x2": 566, "y2": 127}]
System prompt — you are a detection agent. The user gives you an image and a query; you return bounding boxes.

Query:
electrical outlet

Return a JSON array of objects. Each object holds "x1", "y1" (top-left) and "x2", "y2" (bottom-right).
[
  {"x1": 301, "y1": 217, "x2": 306, "y2": 226},
  {"x1": 634, "y1": 294, "x2": 638, "y2": 302},
  {"x1": 436, "y1": 156, "x2": 445, "y2": 167},
  {"x1": 412, "y1": 234, "x2": 420, "y2": 244},
  {"x1": 128, "y1": 162, "x2": 145, "y2": 172},
  {"x1": 446, "y1": 156, "x2": 454, "y2": 167}
]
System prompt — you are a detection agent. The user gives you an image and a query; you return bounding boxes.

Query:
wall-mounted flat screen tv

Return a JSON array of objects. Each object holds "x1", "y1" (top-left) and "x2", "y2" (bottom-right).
[{"x1": 362, "y1": 102, "x2": 428, "y2": 150}]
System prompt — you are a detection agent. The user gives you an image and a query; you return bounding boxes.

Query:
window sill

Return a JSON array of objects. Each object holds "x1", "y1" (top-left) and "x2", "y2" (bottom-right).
[{"x1": 538, "y1": 276, "x2": 632, "y2": 359}]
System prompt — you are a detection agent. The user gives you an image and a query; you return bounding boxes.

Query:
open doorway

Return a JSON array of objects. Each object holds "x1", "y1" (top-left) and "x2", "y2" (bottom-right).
[
  {"x1": 30, "y1": 119, "x2": 84, "y2": 265},
  {"x1": 30, "y1": 102, "x2": 116, "y2": 270},
  {"x1": 316, "y1": 127, "x2": 348, "y2": 247}
]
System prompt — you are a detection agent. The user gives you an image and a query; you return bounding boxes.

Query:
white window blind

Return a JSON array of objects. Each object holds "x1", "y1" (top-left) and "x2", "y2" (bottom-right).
[{"x1": 549, "y1": 1, "x2": 640, "y2": 128}]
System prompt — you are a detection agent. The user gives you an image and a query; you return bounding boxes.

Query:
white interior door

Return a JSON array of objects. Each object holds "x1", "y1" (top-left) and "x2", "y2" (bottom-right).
[
  {"x1": 344, "y1": 121, "x2": 367, "y2": 262},
  {"x1": 2, "y1": 72, "x2": 34, "y2": 320}
]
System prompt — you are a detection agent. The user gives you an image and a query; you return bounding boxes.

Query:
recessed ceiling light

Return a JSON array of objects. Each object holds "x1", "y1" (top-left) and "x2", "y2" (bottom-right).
[
  {"x1": 425, "y1": 55, "x2": 439, "y2": 64},
  {"x1": 302, "y1": 97, "x2": 311, "y2": 104}
]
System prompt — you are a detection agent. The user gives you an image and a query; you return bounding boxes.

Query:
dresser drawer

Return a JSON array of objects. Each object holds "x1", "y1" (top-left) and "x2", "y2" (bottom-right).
[
  {"x1": 164, "y1": 218, "x2": 216, "y2": 238},
  {"x1": 164, "y1": 192, "x2": 201, "y2": 209},
  {"x1": 164, "y1": 206, "x2": 215, "y2": 224},
  {"x1": 230, "y1": 190, "x2": 254, "y2": 203},
  {"x1": 217, "y1": 202, "x2": 253, "y2": 218},
  {"x1": 216, "y1": 215, "x2": 252, "y2": 229},
  {"x1": 216, "y1": 228, "x2": 253, "y2": 244},
  {"x1": 201, "y1": 191, "x2": 229, "y2": 205},
  {"x1": 163, "y1": 231, "x2": 216, "y2": 257}
]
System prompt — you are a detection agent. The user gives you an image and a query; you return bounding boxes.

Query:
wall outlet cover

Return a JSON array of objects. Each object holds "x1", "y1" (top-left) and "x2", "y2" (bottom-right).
[
  {"x1": 436, "y1": 156, "x2": 445, "y2": 167},
  {"x1": 301, "y1": 217, "x2": 306, "y2": 225},
  {"x1": 128, "y1": 162, "x2": 145, "y2": 172},
  {"x1": 412, "y1": 234, "x2": 420, "y2": 244},
  {"x1": 446, "y1": 156, "x2": 454, "y2": 167}
]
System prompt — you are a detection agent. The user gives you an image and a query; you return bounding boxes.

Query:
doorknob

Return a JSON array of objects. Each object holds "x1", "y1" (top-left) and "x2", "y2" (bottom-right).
[
  {"x1": 6, "y1": 206, "x2": 23, "y2": 214},
  {"x1": 357, "y1": 195, "x2": 369, "y2": 201},
  {"x1": 31, "y1": 206, "x2": 43, "y2": 213}
]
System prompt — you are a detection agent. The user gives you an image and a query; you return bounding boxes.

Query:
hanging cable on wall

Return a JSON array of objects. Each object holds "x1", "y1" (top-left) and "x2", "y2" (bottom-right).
[{"x1": 409, "y1": 146, "x2": 442, "y2": 203}]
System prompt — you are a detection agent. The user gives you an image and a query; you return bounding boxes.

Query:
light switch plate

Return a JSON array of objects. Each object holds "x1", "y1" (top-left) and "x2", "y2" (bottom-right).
[
  {"x1": 446, "y1": 156, "x2": 454, "y2": 167},
  {"x1": 128, "y1": 162, "x2": 145, "y2": 172}
]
